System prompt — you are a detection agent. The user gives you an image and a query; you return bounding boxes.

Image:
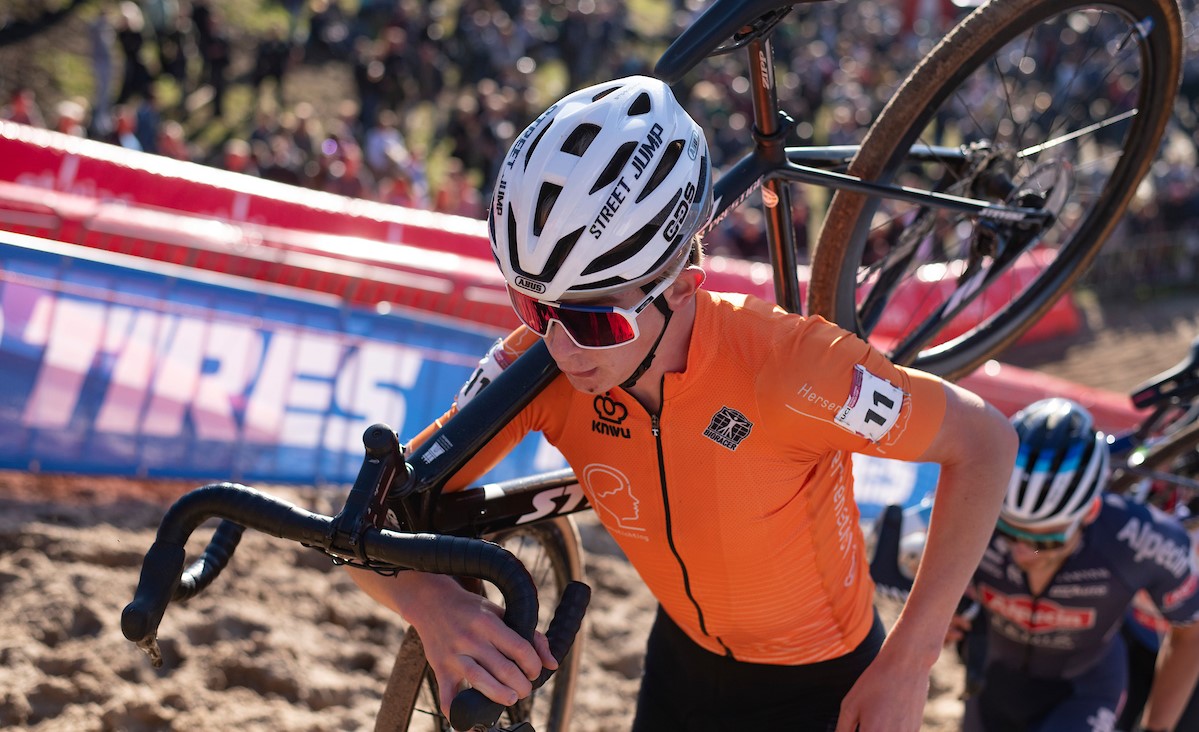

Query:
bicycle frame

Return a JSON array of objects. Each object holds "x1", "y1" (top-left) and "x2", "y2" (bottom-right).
[{"x1": 660, "y1": 0, "x2": 1054, "y2": 315}]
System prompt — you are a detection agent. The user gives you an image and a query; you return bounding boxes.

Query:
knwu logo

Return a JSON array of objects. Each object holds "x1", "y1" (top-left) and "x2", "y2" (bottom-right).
[
  {"x1": 703, "y1": 406, "x2": 752, "y2": 450},
  {"x1": 592, "y1": 394, "x2": 630, "y2": 439}
]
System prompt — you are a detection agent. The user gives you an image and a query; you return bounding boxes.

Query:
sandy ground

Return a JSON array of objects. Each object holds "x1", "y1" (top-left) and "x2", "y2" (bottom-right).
[{"x1": 1, "y1": 293, "x2": 1196, "y2": 732}]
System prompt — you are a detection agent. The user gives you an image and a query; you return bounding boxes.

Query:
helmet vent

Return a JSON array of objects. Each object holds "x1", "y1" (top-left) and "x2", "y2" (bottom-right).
[
  {"x1": 589, "y1": 141, "x2": 637, "y2": 195},
  {"x1": 628, "y1": 92, "x2": 652, "y2": 116},
  {"x1": 533, "y1": 183, "x2": 563, "y2": 237},
  {"x1": 581, "y1": 196, "x2": 676, "y2": 276},
  {"x1": 592, "y1": 85, "x2": 620, "y2": 102},
  {"x1": 527, "y1": 226, "x2": 581, "y2": 282},
  {"x1": 523, "y1": 119, "x2": 554, "y2": 171},
  {"x1": 561, "y1": 124, "x2": 601, "y2": 156},
  {"x1": 635, "y1": 139, "x2": 685, "y2": 203}
]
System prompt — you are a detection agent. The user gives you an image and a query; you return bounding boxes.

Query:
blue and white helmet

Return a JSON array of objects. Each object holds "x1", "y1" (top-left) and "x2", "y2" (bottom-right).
[
  {"x1": 1003, "y1": 398, "x2": 1110, "y2": 528},
  {"x1": 489, "y1": 75, "x2": 712, "y2": 303}
]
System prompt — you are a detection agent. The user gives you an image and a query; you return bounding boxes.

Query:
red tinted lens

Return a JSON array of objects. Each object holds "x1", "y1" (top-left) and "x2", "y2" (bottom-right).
[
  {"x1": 509, "y1": 287, "x2": 553, "y2": 335},
  {"x1": 507, "y1": 287, "x2": 636, "y2": 347},
  {"x1": 554, "y1": 308, "x2": 637, "y2": 347}
]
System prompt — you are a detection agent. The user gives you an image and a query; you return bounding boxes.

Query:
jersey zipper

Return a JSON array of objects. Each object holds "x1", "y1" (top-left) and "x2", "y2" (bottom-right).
[
  {"x1": 650, "y1": 400, "x2": 733, "y2": 657},
  {"x1": 1019, "y1": 564, "x2": 1066, "y2": 673}
]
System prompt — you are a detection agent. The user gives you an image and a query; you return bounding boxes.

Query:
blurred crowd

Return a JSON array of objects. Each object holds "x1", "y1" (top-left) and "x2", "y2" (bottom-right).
[{"x1": 3, "y1": 0, "x2": 1199, "y2": 269}]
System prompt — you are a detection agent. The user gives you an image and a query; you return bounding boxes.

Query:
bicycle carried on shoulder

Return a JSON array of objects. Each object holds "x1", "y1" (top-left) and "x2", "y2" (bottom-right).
[{"x1": 124, "y1": 0, "x2": 1184, "y2": 729}]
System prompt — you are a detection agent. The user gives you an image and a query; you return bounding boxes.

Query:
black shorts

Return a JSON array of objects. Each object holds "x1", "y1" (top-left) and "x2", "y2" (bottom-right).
[{"x1": 631, "y1": 606, "x2": 886, "y2": 732}]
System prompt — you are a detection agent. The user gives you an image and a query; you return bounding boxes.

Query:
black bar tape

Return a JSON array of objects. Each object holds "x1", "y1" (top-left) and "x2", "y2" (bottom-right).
[
  {"x1": 121, "y1": 541, "x2": 186, "y2": 643},
  {"x1": 449, "y1": 581, "x2": 592, "y2": 731},
  {"x1": 540, "y1": 580, "x2": 591, "y2": 678},
  {"x1": 124, "y1": 484, "x2": 332, "y2": 649},
  {"x1": 174, "y1": 520, "x2": 245, "y2": 601}
]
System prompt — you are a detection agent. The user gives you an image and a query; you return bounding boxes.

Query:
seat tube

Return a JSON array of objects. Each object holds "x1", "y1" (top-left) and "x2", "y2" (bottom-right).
[{"x1": 747, "y1": 36, "x2": 803, "y2": 315}]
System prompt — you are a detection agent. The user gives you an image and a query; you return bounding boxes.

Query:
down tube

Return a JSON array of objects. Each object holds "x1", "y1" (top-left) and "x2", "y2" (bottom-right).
[{"x1": 400, "y1": 339, "x2": 561, "y2": 509}]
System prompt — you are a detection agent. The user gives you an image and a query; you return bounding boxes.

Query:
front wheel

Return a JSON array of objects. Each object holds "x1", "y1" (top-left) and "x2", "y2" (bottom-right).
[
  {"x1": 810, "y1": 0, "x2": 1183, "y2": 380},
  {"x1": 374, "y1": 517, "x2": 585, "y2": 732}
]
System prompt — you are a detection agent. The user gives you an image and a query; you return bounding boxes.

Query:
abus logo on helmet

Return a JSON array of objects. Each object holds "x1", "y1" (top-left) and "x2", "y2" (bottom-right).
[
  {"x1": 514, "y1": 276, "x2": 546, "y2": 294},
  {"x1": 687, "y1": 130, "x2": 699, "y2": 161}
]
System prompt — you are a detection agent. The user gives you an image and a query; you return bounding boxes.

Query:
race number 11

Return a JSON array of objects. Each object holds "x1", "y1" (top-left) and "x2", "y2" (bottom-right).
[{"x1": 835, "y1": 365, "x2": 904, "y2": 442}]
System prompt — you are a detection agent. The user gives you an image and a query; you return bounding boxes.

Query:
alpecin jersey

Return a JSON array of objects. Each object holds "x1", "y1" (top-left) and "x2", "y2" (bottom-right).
[
  {"x1": 413, "y1": 290, "x2": 948, "y2": 665},
  {"x1": 972, "y1": 492, "x2": 1199, "y2": 679}
]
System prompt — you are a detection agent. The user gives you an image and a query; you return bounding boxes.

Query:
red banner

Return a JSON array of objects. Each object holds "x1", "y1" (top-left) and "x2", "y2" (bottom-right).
[{"x1": 0, "y1": 121, "x2": 1082, "y2": 344}]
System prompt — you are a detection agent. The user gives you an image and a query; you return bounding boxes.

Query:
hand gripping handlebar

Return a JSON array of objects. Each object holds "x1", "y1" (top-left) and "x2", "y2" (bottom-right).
[{"x1": 121, "y1": 482, "x2": 590, "y2": 731}]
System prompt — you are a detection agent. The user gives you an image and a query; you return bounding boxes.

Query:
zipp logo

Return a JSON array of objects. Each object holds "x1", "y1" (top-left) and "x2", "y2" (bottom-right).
[{"x1": 514, "y1": 276, "x2": 546, "y2": 294}]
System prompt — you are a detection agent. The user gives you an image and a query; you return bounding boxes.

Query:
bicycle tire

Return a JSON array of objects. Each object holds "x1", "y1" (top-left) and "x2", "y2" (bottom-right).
[
  {"x1": 1109, "y1": 418, "x2": 1199, "y2": 496},
  {"x1": 809, "y1": 0, "x2": 1183, "y2": 380},
  {"x1": 374, "y1": 517, "x2": 585, "y2": 732}
]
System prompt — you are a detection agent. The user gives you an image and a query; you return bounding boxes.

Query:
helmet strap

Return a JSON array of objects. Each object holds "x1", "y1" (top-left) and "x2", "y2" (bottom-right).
[{"x1": 619, "y1": 297, "x2": 673, "y2": 391}]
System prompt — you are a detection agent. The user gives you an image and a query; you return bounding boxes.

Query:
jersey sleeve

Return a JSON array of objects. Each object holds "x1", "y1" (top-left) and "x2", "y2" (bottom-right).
[
  {"x1": 756, "y1": 316, "x2": 947, "y2": 461},
  {"x1": 405, "y1": 327, "x2": 543, "y2": 492},
  {"x1": 1121, "y1": 500, "x2": 1199, "y2": 626}
]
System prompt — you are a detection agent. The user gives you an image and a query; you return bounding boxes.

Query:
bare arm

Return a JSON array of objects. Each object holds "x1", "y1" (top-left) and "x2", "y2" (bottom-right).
[
  {"x1": 838, "y1": 380, "x2": 1016, "y2": 732},
  {"x1": 1142, "y1": 622, "x2": 1199, "y2": 730},
  {"x1": 347, "y1": 567, "x2": 556, "y2": 715}
]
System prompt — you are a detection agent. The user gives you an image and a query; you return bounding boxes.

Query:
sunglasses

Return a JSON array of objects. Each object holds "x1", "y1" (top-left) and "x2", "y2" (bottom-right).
[
  {"x1": 995, "y1": 517, "x2": 1078, "y2": 551},
  {"x1": 507, "y1": 265, "x2": 683, "y2": 349}
]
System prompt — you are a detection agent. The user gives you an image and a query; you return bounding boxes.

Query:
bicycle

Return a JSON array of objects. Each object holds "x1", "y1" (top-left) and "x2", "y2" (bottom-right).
[
  {"x1": 124, "y1": 0, "x2": 1184, "y2": 729},
  {"x1": 1107, "y1": 333, "x2": 1199, "y2": 503}
]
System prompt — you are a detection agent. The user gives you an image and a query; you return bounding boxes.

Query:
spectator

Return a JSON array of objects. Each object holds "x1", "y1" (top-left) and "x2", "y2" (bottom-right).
[
  {"x1": 190, "y1": 0, "x2": 214, "y2": 83},
  {"x1": 377, "y1": 170, "x2": 426, "y2": 208},
  {"x1": 285, "y1": 101, "x2": 323, "y2": 162},
  {"x1": 363, "y1": 108, "x2": 408, "y2": 178},
  {"x1": 144, "y1": 0, "x2": 186, "y2": 86},
  {"x1": 258, "y1": 134, "x2": 305, "y2": 186},
  {"x1": 352, "y1": 37, "x2": 387, "y2": 134},
  {"x1": 223, "y1": 139, "x2": 258, "y2": 176},
  {"x1": 89, "y1": 8, "x2": 116, "y2": 139},
  {"x1": 54, "y1": 98, "x2": 88, "y2": 137},
  {"x1": 433, "y1": 157, "x2": 484, "y2": 219},
  {"x1": 1, "y1": 87, "x2": 46, "y2": 128},
  {"x1": 115, "y1": 1, "x2": 154, "y2": 105},
  {"x1": 248, "y1": 109, "x2": 279, "y2": 149},
  {"x1": 134, "y1": 89, "x2": 162, "y2": 154},
  {"x1": 157, "y1": 120, "x2": 192, "y2": 160},
  {"x1": 113, "y1": 106, "x2": 141, "y2": 151},
  {"x1": 306, "y1": 0, "x2": 351, "y2": 63},
  {"x1": 253, "y1": 23, "x2": 295, "y2": 110},
  {"x1": 203, "y1": 14, "x2": 232, "y2": 118},
  {"x1": 324, "y1": 144, "x2": 372, "y2": 198}
]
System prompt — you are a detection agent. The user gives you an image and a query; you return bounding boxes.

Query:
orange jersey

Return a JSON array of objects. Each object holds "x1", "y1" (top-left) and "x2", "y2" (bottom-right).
[{"x1": 418, "y1": 290, "x2": 947, "y2": 664}]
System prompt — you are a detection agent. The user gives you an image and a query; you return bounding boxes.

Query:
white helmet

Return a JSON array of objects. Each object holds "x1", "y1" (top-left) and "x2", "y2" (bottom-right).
[
  {"x1": 1002, "y1": 398, "x2": 1110, "y2": 528},
  {"x1": 489, "y1": 75, "x2": 712, "y2": 303}
]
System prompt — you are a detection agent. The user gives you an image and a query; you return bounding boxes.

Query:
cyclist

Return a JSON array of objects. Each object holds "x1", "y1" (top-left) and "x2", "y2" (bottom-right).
[
  {"x1": 944, "y1": 398, "x2": 1199, "y2": 732},
  {"x1": 350, "y1": 75, "x2": 1018, "y2": 731}
]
